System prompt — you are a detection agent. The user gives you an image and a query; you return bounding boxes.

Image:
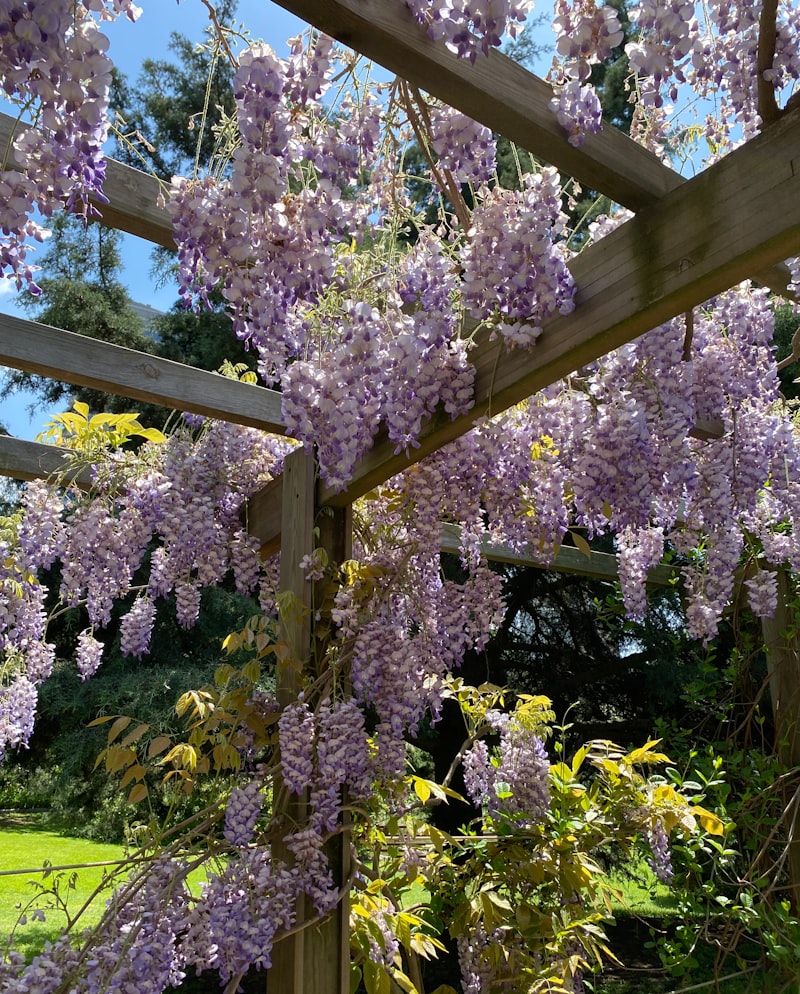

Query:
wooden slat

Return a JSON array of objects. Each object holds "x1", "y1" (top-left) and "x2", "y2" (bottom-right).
[
  {"x1": 0, "y1": 113, "x2": 173, "y2": 249},
  {"x1": 0, "y1": 312, "x2": 287, "y2": 432},
  {"x1": 0, "y1": 434, "x2": 94, "y2": 487},
  {"x1": 439, "y1": 523, "x2": 678, "y2": 586}
]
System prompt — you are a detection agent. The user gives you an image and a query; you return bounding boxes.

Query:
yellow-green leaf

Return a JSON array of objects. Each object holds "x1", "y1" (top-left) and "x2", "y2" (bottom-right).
[
  {"x1": 412, "y1": 777, "x2": 431, "y2": 803},
  {"x1": 147, "y1": 735, "x2": 172, "y2": 759},
  {"x1": 107, "y1": 715, "x2": 132, "y2": 745},
  {"x1": 692, "y1": 805, "x2": 725, "y2": 836},
  {"x1": 127, "y1": 784, "x2": 148, "y2": 805},
  {"x1": 572, "y1": 533, "x2": 592, "y2": 559},
  {"x1": 120, "y1": 723, "x2": 149, "y2": 748}
]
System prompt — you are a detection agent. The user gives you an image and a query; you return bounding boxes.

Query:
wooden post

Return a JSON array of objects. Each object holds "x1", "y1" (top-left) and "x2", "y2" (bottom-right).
[
  {"x1": 269, "y1": 446, "x2": 352, "y2": 994},
  {"x1": 760, "y1": 568, "x2": 800, "y2": 911}
]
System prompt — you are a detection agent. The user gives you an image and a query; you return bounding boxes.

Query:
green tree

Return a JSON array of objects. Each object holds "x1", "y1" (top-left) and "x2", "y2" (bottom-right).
[
  {"x1": 3, "y1": 213, "x2": 154, "y2": 418},
  {"x1": 110, "y1": 0, "x2": 237, "y2": 180}
]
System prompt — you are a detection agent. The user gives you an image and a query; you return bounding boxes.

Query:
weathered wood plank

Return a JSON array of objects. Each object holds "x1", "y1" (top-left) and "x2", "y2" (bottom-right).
[
  {"x1": 439, "y1": 523, "x2": 679, "y2": 586},
  {"x1": 759, "y1": 570, "x2": 800, "y2": 911},
  {"x1": 0, "y1": 434, "x2": 94, "y2": 487},
  {"x1": 0, "y1": 312, "x2": 287, "y2": 432},
  {"x1": 0, "y1": 113, "x2": 173, "y2": 249},
  {"x1": 271, "y1": 446, "x2": 350, "y2": 994},
  {"x1": 308, "y1": 105, "x2": 800, "y2": 508}
]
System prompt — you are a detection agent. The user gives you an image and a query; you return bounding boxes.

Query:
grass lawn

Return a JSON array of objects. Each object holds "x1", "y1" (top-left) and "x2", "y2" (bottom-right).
[
  {"x1": 0, "y1": 814, "x2": 127, "y2": 960},
  {"x1": 0, "y1": 821, "x2": 787, "y2": 994}
]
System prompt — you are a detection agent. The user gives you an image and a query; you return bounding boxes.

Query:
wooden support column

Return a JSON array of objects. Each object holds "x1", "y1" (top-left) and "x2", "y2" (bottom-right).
[
  {"x1": 270, "y1": 446, "x2": 351, "y2": 994},
  {"x1": 760, "y1": 569, "x2": 800, "y2": 912}
]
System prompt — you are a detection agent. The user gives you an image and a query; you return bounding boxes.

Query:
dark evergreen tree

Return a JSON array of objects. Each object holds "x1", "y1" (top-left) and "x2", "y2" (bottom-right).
[
  {"x1": 3, "y1": 213, "x2": 154, "y2": 418},
  {"x1": 110, "y1": 0, "x2": 237, "y2": 180}
]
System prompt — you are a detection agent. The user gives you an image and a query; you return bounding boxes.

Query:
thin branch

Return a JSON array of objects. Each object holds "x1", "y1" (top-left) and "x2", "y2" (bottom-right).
[{"x1": 757, "y1": 0, "x2": 781, "y2": 126}]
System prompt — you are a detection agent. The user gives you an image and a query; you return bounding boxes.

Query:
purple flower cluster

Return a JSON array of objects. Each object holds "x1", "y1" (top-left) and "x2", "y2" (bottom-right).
[
  {"x1": 549, "y1": 0, "x2": 621, "y2": 144},
  {"x1": 170, "y1": 39, "x2": 387, "y2": 382},
  {"x1": 553, "y1": 0, "x2": 624, "y2": 80},
  {"x1": 647, "y1": 819, "x2": 675, "y2": 884},
  {"x1": 461, "y1": 714, "x2": 550, "y2": 826},
  {"x1": 461, "y1": 168, "x2": 575, "y2": 346},
  {"x1": 278, "y1": 700, "x2": 315, "y2": 794},
  {"x1": 0, "y1": 0, "x2": 140, "y2": 292},
  {"x1": 457, "y1": 926, "x2": 494, "y2": 994},
  {"x1": 179, "y1": 847, "x2": 297, "y2": 984},
  {"x1": 429, "y1": 104, "x2": 496, "y2": 185},
  {"x1": 75, "y1": 629, "x2": 104, "y2": 680},
  {"x1": 0, "y1": 674, "x2": 37, "y2": 763},
  {"x1": 224, "y1": 781, "x2": 264, "y2": 845},
  {"x1": 550, "y1": 79, "x2": 603, "y2": 147},
  {"x1": 282, "y1": 289, "x2": 474, "y2": 490},
  {"x1": 404, "y1": 0, "x2": 534, "y2": 59},
  {"x1": 311, "y1": 697, "x2": 372, "y2": 832},
  {"x1": 745, "y1": 569, "x2": 779, "y2": 619}
]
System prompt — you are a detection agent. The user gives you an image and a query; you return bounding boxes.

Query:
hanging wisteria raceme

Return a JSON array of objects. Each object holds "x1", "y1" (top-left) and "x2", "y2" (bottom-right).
[
  {"x1": 404, "y1": 0, "x2": 534, "y2": 58},
  {"x1": 0, "y1": 0, "x2": 140, "y2": 292},
  {"x1": 461, "y1": 168, "x2": 575, "y2": 346},
  {"x1": 0, "y1": 420, "x2": 290, "y2": 762}
]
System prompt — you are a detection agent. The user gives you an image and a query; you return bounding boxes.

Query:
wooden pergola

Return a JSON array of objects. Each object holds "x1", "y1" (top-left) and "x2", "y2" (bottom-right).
[{"x1": 1, "y1": 1, "x2": 800, "y2": 990}]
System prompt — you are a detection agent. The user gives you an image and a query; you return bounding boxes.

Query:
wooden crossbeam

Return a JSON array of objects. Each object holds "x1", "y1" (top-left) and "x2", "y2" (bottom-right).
[
  {"x1": 0, "y1": 312, "x2": 287, "y2": 433},
  {"x1": 0, "y1": 434, "x2": 94, "y2": 487},
  {"x1": 246, "y1": 105, "x2": 800, "y2": 545},
  {"x1": 440, "y1": 523, "x2": 678, "y2": 587},
  {"x1": 0, "y1": 114, "x2": 173, "y2": 249}
]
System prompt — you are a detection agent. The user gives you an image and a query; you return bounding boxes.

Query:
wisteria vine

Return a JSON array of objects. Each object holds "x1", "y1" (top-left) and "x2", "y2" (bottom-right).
[{"x1": 0, "y1": 1, "x2": 799, "y2": 992}]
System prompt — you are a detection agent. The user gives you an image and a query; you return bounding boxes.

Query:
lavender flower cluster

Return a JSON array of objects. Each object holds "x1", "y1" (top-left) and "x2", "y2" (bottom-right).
[
  {"x1": 462, "y1": 713, "x2": 551, "y2": 827},
  {"x1": 461, "y1": 168, "x2": 575, "y2": 346},
  {"x1": 429, "y1": 104, "x2": 496, "y2": 185},
  {"x1": 549, "y1": 0, "x2": 623, "y2": 145},
  {"x1": 170, "y1": 37, "x2": 383, "y2": 384},
  {"x1": 0, "y1": 0, "x2": 141, "y2": 293},
  {"x1": 224, "y1": 780, "x2": 264, "y2": 845},
  {"x1": 281, "y1": 237, "x2": 475, "y2": 490},
  {"x1": 404, "y1": 0, "x2": 534, "y2": 59},
  {"x1": 0, "y1": 423, "x2": 289, "y2": 760}
]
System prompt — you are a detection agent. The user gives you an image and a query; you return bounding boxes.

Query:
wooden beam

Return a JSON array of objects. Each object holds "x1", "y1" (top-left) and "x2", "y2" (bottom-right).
[
  {"x1": 246, "y1": 106, "x2": 800, "y2": 543},
  {"x1": 271, "y1": 446, "x2": 350, "y2": 994},
  {"x1": 0, "y1": 434, "x2": 93, "y2": 487},
  {"x1": 759, "y1": 570, "x2": 800, "y2": 912},
  {"x1": 0, "y1": 312, "x2": 287, "y2": 433},
  {"x1": 439, "y1": 523, "x2": 678, "y2": 586},
  {"x1": 0, "y1": 113, "x2": 173, "y2": 249}
]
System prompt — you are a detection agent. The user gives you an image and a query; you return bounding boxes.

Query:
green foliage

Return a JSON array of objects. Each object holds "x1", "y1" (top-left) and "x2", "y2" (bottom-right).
[
  {"x1": 37, "y1": 401, "x2": 166, "y2": 456},
  {"x1": 772, "y1": 299, "x2": 800, "y2": 401},
  {"x1": 348, "y1": 683, "x2": 721, "y2": 994}
]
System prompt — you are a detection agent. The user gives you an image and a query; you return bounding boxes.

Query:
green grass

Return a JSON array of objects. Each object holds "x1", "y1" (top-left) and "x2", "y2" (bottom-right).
[
  {"x1": 609, "y1": 863, "x2": 679, "y2": 919},
  {"x1": 0, "y1": 816, "x2": 127, "y2": 960}
]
